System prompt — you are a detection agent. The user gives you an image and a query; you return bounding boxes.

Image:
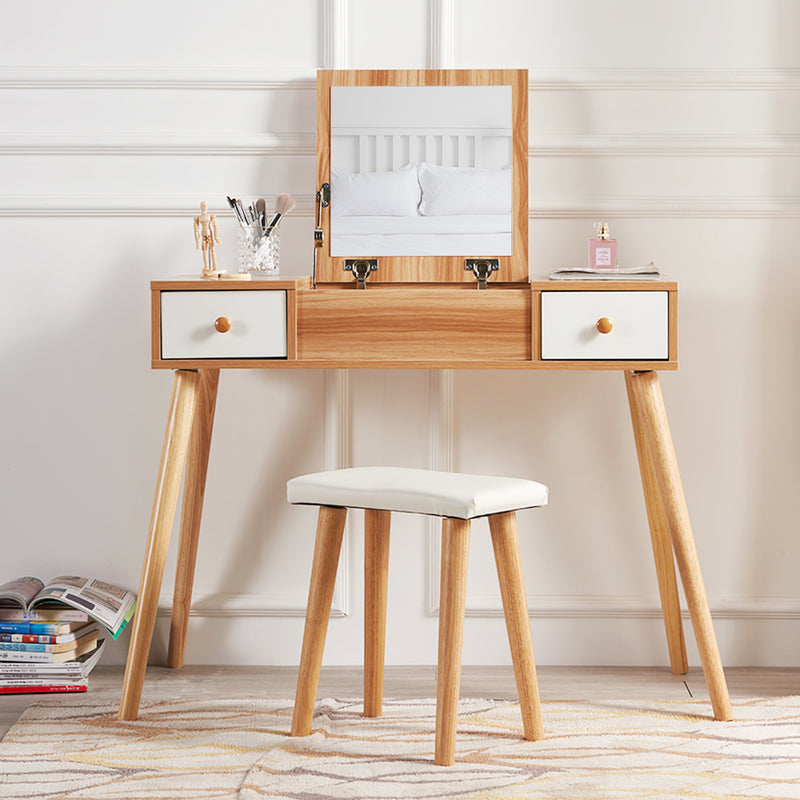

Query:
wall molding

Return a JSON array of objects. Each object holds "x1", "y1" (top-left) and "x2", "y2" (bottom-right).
[
  {"x1": 3, "y1": 194, "x2": 798, "y2": 219},
  {"x1": 532, "y1": 68, "x2": 800, "y2": 92},
  {"x1": 531, "y1": 197, "x2": 800, "y2": 219},
  {"x1": 156, "y1": 592, "x2": 800, "y2": 622},
  {"x1": 532, "y1": 134, "x2": 800, "y2": 158},
  {"x1": 4, "y1": 132, "x2": 800, "y2": 158},
  {"x1": 0, "y1": 194, "x2": 315, "y2": 218},
  {"x1": 320, "y1": 0, "x2": 351, "y2": 615},
  {"x1": 426, "y1": 369, "x2": 454, "y2": 614},
  {"x1": 156, "y1": 592, "x2": 346, "y2": 618},
  {"x1": 0, "y1": 132, "x2": 315, "y2": 157},
  {"x1": 324, "y1": 368, "x2": 351, "y2": 617},
  {"x1": 323, "y1": 0, "x2": 348, "y2": 70},
  {"x1": 2, "y1": 67, "x2": 799, "y2": 92},
  {"x1": 0, "y1": 66, "x2": 316, "y2": 90},
  {"x1": 429, "y1": 0, "x2": 455, "y2": 70}
]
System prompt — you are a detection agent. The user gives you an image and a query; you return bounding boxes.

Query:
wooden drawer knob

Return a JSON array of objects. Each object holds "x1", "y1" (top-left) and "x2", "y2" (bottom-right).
[
  {"x1": 596, "y1": 317, "x2": 613, "y2": 334},
  {"x1": 214, "y1": 316, "x2": 232, "y2": 333}
]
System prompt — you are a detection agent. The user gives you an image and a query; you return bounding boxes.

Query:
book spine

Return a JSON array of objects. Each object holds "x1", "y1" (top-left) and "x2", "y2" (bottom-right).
[
  {"x1": 0, "y1": 622, "x2": 64, "y2": 635},
  {"x1": 0, "y1": 649, "x2": 63, "y2": 663},
  {"x1": 0, "y1": 684, "x2": 88, "y2": 694},
  {"x1": 0, "y1": 641, "x2": 58, "y2": 653},
  {"x1": 0, "y1": 609, "x2": 89, "y2": 623},
  {"x1": 0, "y1": 633, "x2": 57, "y2": 644},
  {"x1": 0, "y1": 669, "x2": 83, "y2": 679}
]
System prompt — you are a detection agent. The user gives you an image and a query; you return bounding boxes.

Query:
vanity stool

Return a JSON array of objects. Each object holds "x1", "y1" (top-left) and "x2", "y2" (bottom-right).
[{"x1": 287, "y1": 466, "x2": 549, "y2": 766}]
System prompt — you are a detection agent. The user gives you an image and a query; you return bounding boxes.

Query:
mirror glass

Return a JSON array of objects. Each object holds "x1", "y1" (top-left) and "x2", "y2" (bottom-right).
[{"x1": 330, "y1": 85, "x2": 513, "y2": 257}]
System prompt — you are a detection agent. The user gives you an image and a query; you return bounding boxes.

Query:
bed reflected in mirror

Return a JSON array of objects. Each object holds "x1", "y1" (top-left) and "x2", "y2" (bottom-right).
[
  {"x1": 330, "y1": 85, "x2": 512, "y2": 257},
  {"x1": 315, "y1": 69, "x2": 528, "y2": 284}
]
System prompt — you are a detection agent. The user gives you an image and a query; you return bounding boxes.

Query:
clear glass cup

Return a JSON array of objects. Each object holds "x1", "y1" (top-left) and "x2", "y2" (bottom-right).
[{"x1": 238, "y1": 226, "x2": 280, "y2": 274}]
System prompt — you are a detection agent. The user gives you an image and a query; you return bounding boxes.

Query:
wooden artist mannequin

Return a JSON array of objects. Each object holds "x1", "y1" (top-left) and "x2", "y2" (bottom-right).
[{"x1": 194, "y1": 201, "x2": 220, "y2": 277}]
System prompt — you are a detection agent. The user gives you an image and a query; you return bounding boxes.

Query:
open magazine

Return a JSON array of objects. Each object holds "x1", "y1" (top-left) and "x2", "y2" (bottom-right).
[
  {"x1": 0, "y1": 576, "x2": 136, "y2": 640},
  {"x1": 548, "y1": 262, "x2": 661, "y2": 280}
]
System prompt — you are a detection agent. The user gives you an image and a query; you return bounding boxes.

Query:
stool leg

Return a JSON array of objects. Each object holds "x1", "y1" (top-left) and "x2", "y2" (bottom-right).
[
  {"x1": 119, "y1": 369, "x2": 199, "y2": 720},
  {"x1": 624, "y1": 371, "x2": 688, "y2": 675},
  {"x1": 167, "y1": 368, "x2": 220, "y2": 669},
  {"x1": 435, "y1": 517, "x2": 470, "y2": 767},
  {"x1": 628, "y1": 370, "x2": 732, "y2": 721},
  {"x1": 488, "y1": 511, "x2": 544, "y2": 741},
  {"x1": 364, "y1": 509, "x2": 391, "y2": 717},
  {"x1": 291, "y1": 505, "x2": 348, "y2": 737}
]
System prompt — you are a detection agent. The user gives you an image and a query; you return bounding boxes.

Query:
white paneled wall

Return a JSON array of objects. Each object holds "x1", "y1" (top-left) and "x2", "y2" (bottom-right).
[{"x1": 1, "y1": 0, "x2": 799, "y2": 669}]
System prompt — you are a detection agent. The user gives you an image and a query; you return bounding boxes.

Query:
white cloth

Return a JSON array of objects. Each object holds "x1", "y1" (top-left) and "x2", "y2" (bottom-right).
[{"x1": 287, "y1": 467, "x2": 548, "y2": 520}]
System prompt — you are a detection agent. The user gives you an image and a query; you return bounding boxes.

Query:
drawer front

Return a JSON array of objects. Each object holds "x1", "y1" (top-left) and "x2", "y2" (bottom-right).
[
  {"x1": 541, "y1": 291, "x2": 668, "y2": 360},
  {"x1": 160, "y1": 290, "x2": 287, "y2": 359},
  {"x1": 297, "y1": 288, "x2": 531, "y2": 361}
]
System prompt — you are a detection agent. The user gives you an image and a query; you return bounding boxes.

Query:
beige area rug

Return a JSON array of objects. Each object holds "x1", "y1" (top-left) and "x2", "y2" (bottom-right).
[{"x1": 1, "y1": 696, "x2": 799, "y2": 799}]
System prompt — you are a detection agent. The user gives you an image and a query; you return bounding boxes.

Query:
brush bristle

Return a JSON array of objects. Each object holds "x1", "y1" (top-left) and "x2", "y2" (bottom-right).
[{"x1": 275, "y1": 193, "x2": 296, "y2": 214}]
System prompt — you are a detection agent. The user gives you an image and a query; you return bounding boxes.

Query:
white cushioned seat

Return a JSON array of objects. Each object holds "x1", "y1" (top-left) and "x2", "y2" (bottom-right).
[{"x1": 287, "y1": 466, "x2": 548, "y2": 520}]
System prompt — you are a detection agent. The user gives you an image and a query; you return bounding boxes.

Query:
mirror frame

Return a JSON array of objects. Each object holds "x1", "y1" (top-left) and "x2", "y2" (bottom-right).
[{"x1": 315, "y1": 69, "x2": 529, "y2": 285}]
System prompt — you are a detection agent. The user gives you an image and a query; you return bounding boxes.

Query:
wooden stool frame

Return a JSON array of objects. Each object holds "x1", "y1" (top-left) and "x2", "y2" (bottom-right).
[{"x1": 289, "y1": 505, "x2": 543, "y2": 766}]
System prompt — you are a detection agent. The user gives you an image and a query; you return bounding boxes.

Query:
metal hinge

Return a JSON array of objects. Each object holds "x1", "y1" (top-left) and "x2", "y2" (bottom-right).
[
  {"x1": 465, "y1": 258, "x2": 499, "y2": 289},
  {"x1": 345, "y1": 259, "x2": 378, "y2": 289}
]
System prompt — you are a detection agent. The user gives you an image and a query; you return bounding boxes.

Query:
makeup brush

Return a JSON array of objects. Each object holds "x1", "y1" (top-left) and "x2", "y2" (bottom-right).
[
  {"x1": 265, "y1": 193, "x2": 296, "y2": 236},
  {"x1": 227, "y1": 196, "x2": 246, "y2": 227},
  {"x1": 255, "y1": 197, "x2": 266, "y2": 230}
]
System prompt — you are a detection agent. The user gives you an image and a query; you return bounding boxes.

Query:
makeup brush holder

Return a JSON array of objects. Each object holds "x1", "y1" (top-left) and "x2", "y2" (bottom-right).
[{"x1": 238, "y1": 226, "x2": 280, "y2": 274}]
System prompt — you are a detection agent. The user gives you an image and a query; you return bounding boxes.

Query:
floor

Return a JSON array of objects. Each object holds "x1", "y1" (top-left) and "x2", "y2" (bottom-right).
[{"x1": 2, "y1": 665, "x2": 799, "y2": 740}]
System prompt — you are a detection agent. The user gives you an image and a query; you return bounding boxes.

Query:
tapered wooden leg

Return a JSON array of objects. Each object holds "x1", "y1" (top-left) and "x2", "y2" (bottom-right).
[
  {"x1": 628, "y1": 370, "x2": 732, "y2": 721},
  {"x1": 167, "y1": 369, "x2": 220, "y2": 669},
  {"x1": 624, "y1": 370, "x2": 689, "y2": 675},
  {"x1": 435, "y1": 517, "x2": 470, "y2": 766},
  {"x1": 119, "y1": 369, "x2": 199, "y2": 720},
  {"x1": 364, "y1": 509, "x2": 391, "y2": 718},
  {"x1": 291, "y1": 506, "x2": 348, "y2": 737},
  {"x1": 488, "y1": 511, "x2": 544, "y2": 741}
]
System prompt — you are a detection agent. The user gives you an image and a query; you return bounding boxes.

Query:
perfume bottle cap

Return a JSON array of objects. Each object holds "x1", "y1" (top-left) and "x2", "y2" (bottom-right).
[{"x1": 595, "y1": 222, "x2": 610, "y2": 240}]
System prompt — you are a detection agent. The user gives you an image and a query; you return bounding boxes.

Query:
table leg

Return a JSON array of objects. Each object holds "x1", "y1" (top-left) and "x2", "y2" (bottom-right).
[
  {"x1": 624, "y1": 370, "x2": 688, "y2": 674},
  {"x1": 627, "y1": 370, "x2": 732, "y2": 721},
  {"x1": 167, "y1": 369, "x2": 220, "y2": 668},
  {"x1": 118, "y1": 369, "x2": 200, "y2": 721}
]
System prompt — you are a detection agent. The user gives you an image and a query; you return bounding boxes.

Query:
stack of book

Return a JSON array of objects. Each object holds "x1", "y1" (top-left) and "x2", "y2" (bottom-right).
[{"x1": 0, "y1": 576, "x2": 137, "y2": 695}]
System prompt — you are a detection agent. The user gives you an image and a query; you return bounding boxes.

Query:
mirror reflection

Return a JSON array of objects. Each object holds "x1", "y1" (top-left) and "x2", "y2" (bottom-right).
[{"x1": 330, "y1": 85, "x2": 512, "y2": 257}]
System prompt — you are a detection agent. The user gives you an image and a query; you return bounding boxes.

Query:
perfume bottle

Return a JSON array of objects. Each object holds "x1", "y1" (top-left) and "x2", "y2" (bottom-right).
[{"x1": 589, "y1": 222, "x2": 617, "y2": 270}]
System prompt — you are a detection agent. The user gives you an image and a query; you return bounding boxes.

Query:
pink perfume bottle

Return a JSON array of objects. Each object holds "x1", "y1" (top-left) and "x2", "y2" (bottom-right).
[{"x1": 588, "y1": 222, "x2": 617, "y2": 270}]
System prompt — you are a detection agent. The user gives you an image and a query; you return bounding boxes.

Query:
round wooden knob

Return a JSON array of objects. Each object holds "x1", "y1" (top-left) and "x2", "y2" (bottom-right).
[
  {"x1": 214, "y1": 316, "x2": 231, "y2": 333},
  {"x1": 596, "y1": 317, "x2": 613, "y2": 334}
]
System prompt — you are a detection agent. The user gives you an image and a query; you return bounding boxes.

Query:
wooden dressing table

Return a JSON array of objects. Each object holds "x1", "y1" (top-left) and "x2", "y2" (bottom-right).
[
  {"x1": 118, "y1": 67, "x2": 732, "y2": 726},
  {"x1": 118, "y1": 271, "x2": 732, "y2": 725}
]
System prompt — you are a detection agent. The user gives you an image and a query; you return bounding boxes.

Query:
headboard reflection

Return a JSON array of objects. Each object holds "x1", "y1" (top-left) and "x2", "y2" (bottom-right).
[{"x1": 316, "y1": 70, "x2": 528, "y2": 284}]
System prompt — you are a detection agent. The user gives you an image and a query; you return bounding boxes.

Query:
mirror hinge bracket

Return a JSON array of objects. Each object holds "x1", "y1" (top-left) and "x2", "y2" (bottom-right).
[
  {"x1": 311, "y1": 183, "x2": 330, "y2": 289},
  {"x1": 345, "y1": 259, "x2": 378, "y2": 289},
  {"x1": 314, "y1": 183, "x2": 330, "y2": 249},
  {"x1": 465, "y1": 258, "x2": 499, "y2": 289}
]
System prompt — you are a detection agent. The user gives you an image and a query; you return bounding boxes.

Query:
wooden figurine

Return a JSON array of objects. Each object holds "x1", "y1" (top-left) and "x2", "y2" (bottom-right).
[{"x1": 194, "y1": 201, "x2": 221, "y2": 277}]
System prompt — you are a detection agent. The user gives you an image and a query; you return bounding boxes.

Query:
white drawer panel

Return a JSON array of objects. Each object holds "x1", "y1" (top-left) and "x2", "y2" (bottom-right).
[
  {"x1": 160, "y1": 290, "x2": 287, "y2": 359},
  {"x1": 541, "y1": 291, "x2": 668, "y2": 360}
]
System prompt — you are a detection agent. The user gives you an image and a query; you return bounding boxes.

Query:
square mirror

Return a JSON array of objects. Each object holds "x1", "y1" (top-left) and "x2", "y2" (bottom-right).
[{"x1": 315, "y1": 70, "x2": 528, "y2": 285}]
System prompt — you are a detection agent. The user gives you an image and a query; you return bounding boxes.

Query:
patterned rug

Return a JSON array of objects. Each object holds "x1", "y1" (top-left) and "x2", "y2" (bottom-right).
[{"x1": 1, "y1": 696, "x2": 798, "y2": 799}]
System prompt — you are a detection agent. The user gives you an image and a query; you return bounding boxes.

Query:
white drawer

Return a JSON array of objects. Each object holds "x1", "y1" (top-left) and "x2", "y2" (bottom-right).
[
  {"x1": 541, "y1": 291, "x2": 668, "y2": 360},
  {"x1": 160, "y1": 290, "x2": 287, "y2": 359}
]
